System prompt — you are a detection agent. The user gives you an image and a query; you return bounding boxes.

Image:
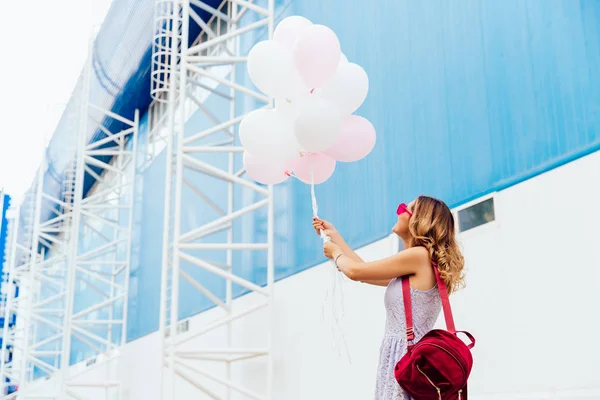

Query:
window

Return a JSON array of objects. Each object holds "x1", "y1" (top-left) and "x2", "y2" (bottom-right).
[{"x1": 458, "y1": 198, "x2": 495, "y2": 232}]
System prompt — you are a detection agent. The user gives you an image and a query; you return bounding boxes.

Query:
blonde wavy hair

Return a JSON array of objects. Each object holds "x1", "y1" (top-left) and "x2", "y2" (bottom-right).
[{"x1": 408, "y1": 196, "x2": 465, "y2": 294}]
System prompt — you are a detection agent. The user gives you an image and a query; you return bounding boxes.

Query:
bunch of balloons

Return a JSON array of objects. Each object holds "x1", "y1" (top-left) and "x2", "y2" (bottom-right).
[{"x1": 240, "y1": 16, "x2": 376, "y2": 185}]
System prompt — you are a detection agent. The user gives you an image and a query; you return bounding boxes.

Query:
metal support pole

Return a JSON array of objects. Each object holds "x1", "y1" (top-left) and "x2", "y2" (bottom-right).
[
  {"x1": 20, "y1": 159, "x2": 46, "y2": 391},
  {"x1": 59, "y1": 33, "x2": 93, "y2": 399},
  {"x1": 158, "y1": 1, "x2": 182, "y2": 397},
  {"x1": 168, "y1": 0, "x2": 190, "y2": 396}
]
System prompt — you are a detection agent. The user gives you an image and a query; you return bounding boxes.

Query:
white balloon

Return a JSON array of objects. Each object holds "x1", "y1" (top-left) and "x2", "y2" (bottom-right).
[
  {"x1": 274, "y1": 16, "x2": 313, "y2": 50},
  {"x1": 239, "y1": 109, "x2": 300, "y2": 161},
  {"x1": 339, "y1": 53, "x2": 348, "y2": 66},
  {"x1": 293, "y1": 97, "x2": 341, "y2": 153},
  {"x1": 275, "y1": 83, "x2": 312, "y2": 122},
  {"x1": 276, "y1": 98, "x2": 298, "y2": 122},
  {"x1": 247, "y1": 40, "x2": 300, "y2": 99},
  {"x1": 320, "y1": 62, "x2": 369, "y2": 115},
  {"x1": 310, "y1": 53, "x2": 347, "y2": 96}
]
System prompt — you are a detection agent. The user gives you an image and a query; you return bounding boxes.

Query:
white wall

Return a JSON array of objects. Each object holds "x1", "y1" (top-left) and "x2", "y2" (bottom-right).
[
  {"x1": 452, "y1": 151, "x2": 600, "y2": 399},
  {"x1": 40, "y1": 151, "x2": 600, "y2": 399},
  {"x1": 113, "y1": 236, "x2": 395, "y2": 400}
]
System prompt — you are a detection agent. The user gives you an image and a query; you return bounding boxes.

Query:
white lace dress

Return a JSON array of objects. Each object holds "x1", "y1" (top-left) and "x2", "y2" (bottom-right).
[{"x1": 374, "y1": 278, "x2": 441, "y2": 399}]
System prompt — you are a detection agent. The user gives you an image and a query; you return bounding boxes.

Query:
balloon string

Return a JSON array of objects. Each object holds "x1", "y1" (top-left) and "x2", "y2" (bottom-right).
[
  {"x1": 309, "y1": 153, "x2": 352, "y2": 364},
  {"x1": 309, "y1": 154, "x2": 328, "y2": 242}
]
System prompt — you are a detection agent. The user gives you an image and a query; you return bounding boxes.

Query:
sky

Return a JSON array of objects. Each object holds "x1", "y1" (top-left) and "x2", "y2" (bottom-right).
[{"x1": 0, "y1": 0, "x2": 113, "y2": 202}]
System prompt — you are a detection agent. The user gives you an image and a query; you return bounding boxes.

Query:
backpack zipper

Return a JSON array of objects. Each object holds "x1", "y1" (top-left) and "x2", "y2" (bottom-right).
[{"x1": 416, "y1": 364, "x2": 441, "y2": 400}]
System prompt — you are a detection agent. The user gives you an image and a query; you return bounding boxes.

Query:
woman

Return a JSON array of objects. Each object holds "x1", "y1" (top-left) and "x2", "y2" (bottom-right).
[{"x1": 313, "y1": 196, "x2": 465, "y2": 400}]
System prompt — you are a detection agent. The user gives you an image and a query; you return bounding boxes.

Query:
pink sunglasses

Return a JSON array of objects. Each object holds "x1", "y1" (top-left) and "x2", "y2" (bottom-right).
[{"x1": 396, "y1": 203, "x2": 412, "y2": 217}]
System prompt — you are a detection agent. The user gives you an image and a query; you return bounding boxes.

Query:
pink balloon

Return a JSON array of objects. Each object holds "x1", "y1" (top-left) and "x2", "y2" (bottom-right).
[
  {"x1": 292, "y1": 25, "x2": 341, "y2": 88},
  {"x1": 291, "y1": 153, "x2": 336, "y2": 185},
  {"x1": 243, "y1": 152, "x2": 294, "y2": 185},
  {"x1": 324, "y1": 115, "x2": 376, "y2": 162}
]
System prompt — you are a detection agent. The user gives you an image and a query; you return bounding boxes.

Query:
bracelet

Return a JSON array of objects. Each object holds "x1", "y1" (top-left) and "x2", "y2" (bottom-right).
[{"x1": 333, "y1": 253, "x2": 343, "y2": 271}]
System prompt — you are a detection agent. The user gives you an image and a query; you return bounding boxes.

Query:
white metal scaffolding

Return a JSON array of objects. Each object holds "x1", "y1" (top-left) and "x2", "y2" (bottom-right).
[
  {"x1": 0, "y1": 196, "x2": 20, "y2": 397},
  {"x1": 15, "y1": 154, "x2": 73, "y2": 399},
  {"x1": 56, "y1": 51, "x2": 139, "y2": 399},
  {"x1": 0, "y1": 153, "x2": 64, "y2": 399},
  {"x1": 4, "y1": 159, "x2": 57, "y2": 399},
  {"x1": 153, "y1": 1, "x2": 276, "y2": 399},
  {"x1": 3, "y1": 39, "x2": 139, "y2": 400}
]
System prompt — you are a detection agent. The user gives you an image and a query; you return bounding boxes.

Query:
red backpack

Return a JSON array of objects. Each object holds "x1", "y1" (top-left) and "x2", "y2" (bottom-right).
[{"x1": 394, "y1": 264, "x2": 475, "y2": 400}]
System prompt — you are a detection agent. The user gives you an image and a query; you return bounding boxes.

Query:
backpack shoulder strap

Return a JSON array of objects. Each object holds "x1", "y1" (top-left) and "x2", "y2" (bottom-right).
[
  {"x1": 401, "y1": 277, "x2": 414, "y2": 342},
  {"x1": 432, "y1": 262, "x2": 456, "y2": 333},
  {"x1": 401, "y1": 263, "x2": 457, "y2": 343}
]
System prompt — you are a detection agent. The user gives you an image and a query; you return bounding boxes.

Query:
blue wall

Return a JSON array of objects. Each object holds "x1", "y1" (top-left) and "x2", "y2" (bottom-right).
[
  {"x1": 78, "y1": 0, "x2": 600, "y2": 343},
  {"x1": 285, "y1": 0, "x2": 600, "y2": 261}
]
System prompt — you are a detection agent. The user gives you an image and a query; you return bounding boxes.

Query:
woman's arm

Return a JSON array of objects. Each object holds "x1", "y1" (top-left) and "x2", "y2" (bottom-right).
[
  {"x1": 358, "y1": 278, "x2": 393, "y2": 287},
  {"x1": 337, "y1": 246, "x2": 391, "y2": 286},
  {"x1": 327, "y1": 244, "x2": 430, "y2": 282},
  {"x1": 332, "y1": 235, "x2": 364, "y2": 263},
  {"x1": 330, "y1": 236, "x2": 391, "y2": 285},
  {"x1": 332, "y1": 239, "x2": 392, "y2": 286},
  {"x1": 313, "y1": 218, "x2": 364, "y2": 263},
  {"x1": 314, "y1": 218, "x2": 388, "y2": 286}
]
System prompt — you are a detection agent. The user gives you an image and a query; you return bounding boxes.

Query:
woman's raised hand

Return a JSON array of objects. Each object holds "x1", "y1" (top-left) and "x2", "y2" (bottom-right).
[{"x1": 312, "y1": 217, "x2": 339, "y2": 240}]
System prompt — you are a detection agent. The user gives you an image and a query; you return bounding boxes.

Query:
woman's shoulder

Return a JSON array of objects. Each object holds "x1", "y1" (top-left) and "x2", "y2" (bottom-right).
[
  {"x1": 401, "y1": 246, "x2": 431, "y2": 266},
  {"x1": 402, "y1": 246, "x2": 435, "y2": 290}
]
